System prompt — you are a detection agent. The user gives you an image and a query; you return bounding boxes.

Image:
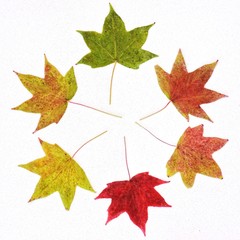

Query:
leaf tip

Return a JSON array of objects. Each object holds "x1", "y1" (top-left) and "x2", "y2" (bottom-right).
[
  {"x1": 148, "y1": 22, "x2": 156, "y2": 28},
  {"x1": 44, "y1": 54, "x2": 48, "y2": 64},
  {"x1": 154, "y1": 64, "x2": 160, "y2": 71},
  {"x1": 28, "y1": 197, "x2": 34, "y2": 203},
  {"x1": 38, "y1": 138, "x2": 43, "y2": 144},
  {"x1": 109, "y1": 2, "x2": 113, "y2": 10},
  {"x1": 105, "y1": 216, "x2": 111, "y2": 225},
  {"x1": 76, "y1": 30, "x2": 83, "y2": 35}
]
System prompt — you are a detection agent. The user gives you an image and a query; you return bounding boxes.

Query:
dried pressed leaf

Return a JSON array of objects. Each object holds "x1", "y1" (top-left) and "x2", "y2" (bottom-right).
[
  {"x1": 13, "y1": 55, "x2": 77, "y2": 132},
  {"x1": 155, "y1": 49, "x2": 226, "y2": 121},
  {"x1": 19, "y1": 139, "x2": 94, "y2": 210},
  {"x1": 166, "y1": 125, "x2": 228, "y2": 188},
  {"x1": 96, "y1": 172, "x2": 171, "y2": 235},
  {"x1": 77, "y1": 4, "x2": 157, "y2": 69}
]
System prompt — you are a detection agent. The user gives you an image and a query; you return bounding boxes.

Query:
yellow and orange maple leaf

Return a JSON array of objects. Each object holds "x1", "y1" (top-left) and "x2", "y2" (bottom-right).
[
  {"x1": 13, "y1": 55, "x2": 77, "y2": 132},
  {"x1": 19, "y1": 139, "x2": 95, "y2": 210},
  {"x1": 166, "y1": 125, "x2": 228, "y2": 188},
  {"x1": 155, "y1": 49, "x2": 226, "y2": 122}
]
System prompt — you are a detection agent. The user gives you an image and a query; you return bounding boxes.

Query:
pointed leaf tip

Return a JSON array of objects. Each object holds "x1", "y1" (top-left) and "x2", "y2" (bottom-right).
[
  {"x1": 44, "y1": 54, "x2": 48, "y2": 64},
  {"x1": 109, "y1": 3, "x2": 114, "y2": 10}
]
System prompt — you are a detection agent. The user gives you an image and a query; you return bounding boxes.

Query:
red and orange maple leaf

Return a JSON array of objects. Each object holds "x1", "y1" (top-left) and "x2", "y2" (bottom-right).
[
  {"x1": 166, "y1": 125, "x2": 228, "y2": 188},
  {"x1": 96, "y1": 172, "x2": 171, "y2": 235},
  {"x1": 155, "y1": 49, "x2": 226, "y2": 122}
]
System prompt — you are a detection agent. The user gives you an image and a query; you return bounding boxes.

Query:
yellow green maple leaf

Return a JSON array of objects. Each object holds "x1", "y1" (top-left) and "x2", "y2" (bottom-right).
[
  {"x1": 19, "y1": 139, "x2": 95, "y2": 210},
  {"x1": 13, "y1": 55, "x2": 77, "y2": 132}
]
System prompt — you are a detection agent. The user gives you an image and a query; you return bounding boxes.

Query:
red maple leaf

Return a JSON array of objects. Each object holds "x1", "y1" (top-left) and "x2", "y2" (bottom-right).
[
  {"x1": 96, "y1": 172, "x2": 171, "y2": 235},
  {"x1": 155, "y1": 49, "x2": 226, "y2": 122}
]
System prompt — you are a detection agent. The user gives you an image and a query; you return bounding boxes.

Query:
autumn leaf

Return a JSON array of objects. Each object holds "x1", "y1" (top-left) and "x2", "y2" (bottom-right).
[
  {"x1": 19, "y1": 139, "x2": 95, "y2": 210},
  {"x1": 166, "y1": 125, "x2": 228, "y2": 188},
  {"x1": 77, "y1": 4, "x2": 157, "y2": 69},
  {"x1": 155, "y1": 49, "x2": 226, "y2": 122},
  {"x1": 96, "y1": 172, "x2": 171, "y2": 235},
  {"x1": 12, "y1": 55, "x2": 77, "y2": 132}
]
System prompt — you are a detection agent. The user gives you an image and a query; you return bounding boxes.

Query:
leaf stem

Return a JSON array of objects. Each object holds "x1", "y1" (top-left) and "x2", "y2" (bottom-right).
[
  {"x1": 109, "y1": 61, "x2": 117, "y2": 105},
  {"x1": 124, "y1": 136, "x2": 131, "y2": 180},
  {"x1": 135, "y1": 122, "x2": 176, "y2": 147},
  {"x1": 139, "y1": 101, "x2": 171, "y2": 121},
  {"x1": 69, "y1": 101, "x2": 122, "y2": 118},
  {"x1": 72, "y1": 130, "x2": 108, "y2": 158}
]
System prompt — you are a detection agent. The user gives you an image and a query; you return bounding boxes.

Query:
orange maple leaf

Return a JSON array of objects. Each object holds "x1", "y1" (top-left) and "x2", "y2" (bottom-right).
[
  {"x1": 12, "y1": 55, "x2": 77, "y2": 132},
  {"x1": 155, "y1": 49, "x2": 226, "y2": 122},
  {"x1": 166, "y1": 125, "x2": 228, "y2": 188}
]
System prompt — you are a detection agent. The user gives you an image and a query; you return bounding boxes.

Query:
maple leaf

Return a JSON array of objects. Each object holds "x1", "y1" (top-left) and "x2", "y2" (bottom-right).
[
  {"x1": 12, "y1": 55, "x2": 77, "y2": 132},
  {"x1": 19, "y1": 139, "x2": 95, "y2": 210},
  {"x1": 155, "y1": 49, "x2": 226, "y2": 122},
  {"x1": 96, "y1": 172, "x2": 171, "y2": 235},
  {"x1": 77, "y1": 4, "x2": 157, "y2": 69},
  {"x1": 166, "y1": 125, "x2": 228, "y2": 188}
]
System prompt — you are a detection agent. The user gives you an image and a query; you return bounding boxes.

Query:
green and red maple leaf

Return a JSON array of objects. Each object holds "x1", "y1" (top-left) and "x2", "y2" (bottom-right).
[{"x1": 13, "y1": 55, "x2": 77, "y2": 132}]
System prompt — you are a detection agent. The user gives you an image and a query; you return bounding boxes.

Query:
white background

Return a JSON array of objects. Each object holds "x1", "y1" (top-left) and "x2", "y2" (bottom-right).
[{"x1": 1, "y1": 0, "x2": 240, "y2": 239}]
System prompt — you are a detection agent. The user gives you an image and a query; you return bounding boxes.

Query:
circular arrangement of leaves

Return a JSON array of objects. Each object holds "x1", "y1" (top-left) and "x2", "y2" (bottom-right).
[{"x1": 13, "y1": 4, "x2": 228, "y2": 236}]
